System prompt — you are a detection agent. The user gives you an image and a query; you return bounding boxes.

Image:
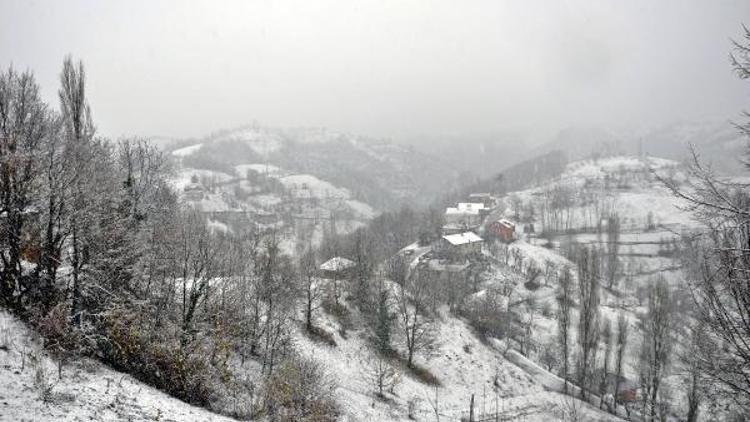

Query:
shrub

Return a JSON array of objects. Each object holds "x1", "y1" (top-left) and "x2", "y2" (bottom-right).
[
  {"x1": 102, "y1": 309, "x2": 214, "y2": 406},
  {"x1": 306, "y1": 325, "x2": 337, "y2": 347},
  {"x1": 458, "y1": 291, "x2": 512, "y2": 341},
  {"x1": 30, "y1": 352, "x2": 57, "y2": 402},
  {"x1": 34, "y1": 303, "x2": 82, "y2": 357},
  {"x1": 262, "y1": 354, "x2": 338, "y2": 422},
  {"x1": 408, "y1": 363, "x2": 441, "y2": 386}
]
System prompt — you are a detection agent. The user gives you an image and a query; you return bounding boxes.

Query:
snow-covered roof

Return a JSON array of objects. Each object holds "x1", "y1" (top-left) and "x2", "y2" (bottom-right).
[
  {"x1": 497, "y1": 219, "x2": 515, "y2": 228},
  {"x1": 446, "y1": 203, "x2": 488, "y2": 215},
  {"x1": 442, "y1": 232, "x2": 483, "y2": 246},
  {"x1": 319, "y1": 257, "x2": 356, "y2": 272},
  {"x1": 446, "y1": 207, "x2": 476, "y2": 215},
  {"x1": 457, "y1": 202, "x2": 486, "y2": 211}
]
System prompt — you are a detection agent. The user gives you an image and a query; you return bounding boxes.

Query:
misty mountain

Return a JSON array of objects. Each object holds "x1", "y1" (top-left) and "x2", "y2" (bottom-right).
[
  {"x1": 530, "y1": 119, "x2": 748, "y2": 174},
  {"x1": 165, "y1": 125, "x2": 462, "y2": 210},
  {"x1": 403, "y1": 131, "x2": 538, "y2": 180}
]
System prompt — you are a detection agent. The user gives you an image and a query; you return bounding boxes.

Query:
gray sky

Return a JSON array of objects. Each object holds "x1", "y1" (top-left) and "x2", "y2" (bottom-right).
[{"x1": 1, "y1": 0, "x2": 749, "y2": 141}]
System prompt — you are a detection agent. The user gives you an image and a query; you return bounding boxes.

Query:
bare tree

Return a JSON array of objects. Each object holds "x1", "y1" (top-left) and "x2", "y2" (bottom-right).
[
  {"x1": 576, "y1": 246, "x2": 601, "y2": 400},
  {"x1": 0, "y1": 67, "x2": 48, "y2": 310},
  {"x1": 351, "y1": 228, "x2": 374, "y2": 310},
  {"x1": 396, "y1": 269, "x2": 437, "y2": 368},
  {"x1": 364, "y1": 351, "x2": 399, "y2": 398},
  {"x1": 519, "y1": 294, "x2": 537, "y2": 357},
  {"x1": 299, "y1": 247, "x2": 321, "y2": 331},
  {"x1": 605, "y1": 214, "x2": 620, "y2": 289},
  {"x1": 175, "y1": 210, "x2": 223, "y2": 346},
  {"x1": 373, "y1": 276, "x2": 394, "y2": 353},
  {"x1": 598, "y1": 317, "x2": 613, "y2": 410},
  {"x1": 58, "y1": 56, "x2": 96, "y2": 326},
  {"x1": 638, "y1": 279, "x2": 673, "y2": 422},
  {"x1": 660, "y1": 26, "x2": 750, "y2": 413},
  {"x1": 557, "y1": 267, "x2": 574, "y2": 393},
  {"x1": 680, "y1": 320, "x2": 706, "y2": 422},
  {"x1": 613, "y1": 312, "x2": 629, "y2": 410}
]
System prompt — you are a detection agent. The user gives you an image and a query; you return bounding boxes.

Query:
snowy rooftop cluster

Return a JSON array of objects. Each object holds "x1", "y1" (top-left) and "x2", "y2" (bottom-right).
[{"x1": 442, "y1": 231, "x2": 483, "y2": 245}]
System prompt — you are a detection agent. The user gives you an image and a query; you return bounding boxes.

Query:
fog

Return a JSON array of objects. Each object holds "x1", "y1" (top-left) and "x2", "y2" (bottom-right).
[{"x1": 2, "y1": 0, "x2": 749, "y2": 141}]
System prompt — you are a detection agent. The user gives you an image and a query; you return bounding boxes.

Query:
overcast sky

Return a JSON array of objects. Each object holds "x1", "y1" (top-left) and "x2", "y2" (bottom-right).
[{"x1": 1, "y1": 0, "x2": 749, "y2": 141}]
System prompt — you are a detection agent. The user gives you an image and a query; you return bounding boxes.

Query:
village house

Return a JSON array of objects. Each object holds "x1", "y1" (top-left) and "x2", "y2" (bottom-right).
[
  {"x1": 488, "y1": 219, "x2": 516, "y2": 243},
  {"x1": 435, "y1": 231, "x2": 483, "y2": 260},
  {"x1": 444, "y1": 202, "x2": 489, "y2": 228},
  {"x1": 318, "y1": 256, "x2": 356, "y2": 279}
]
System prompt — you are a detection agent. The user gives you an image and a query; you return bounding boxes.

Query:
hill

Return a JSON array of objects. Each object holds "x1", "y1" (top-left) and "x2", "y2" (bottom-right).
[{"x1": 164, "y1": 125, "x2": 461, "y2": 211}]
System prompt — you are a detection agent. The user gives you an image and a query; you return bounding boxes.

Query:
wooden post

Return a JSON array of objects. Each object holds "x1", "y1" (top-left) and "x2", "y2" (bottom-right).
[{"x1": 469, "y1": 394, "x2": 475, "y2": 422}]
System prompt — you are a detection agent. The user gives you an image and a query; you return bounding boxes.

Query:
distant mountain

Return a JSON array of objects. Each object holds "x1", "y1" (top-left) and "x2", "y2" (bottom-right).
[
  {"x1": 402, "y1": 130, "x2": 538, "y2": 180},
  {"x1": 161, "y1": 125, "x2": 461, "y2": 210},
  {"x1": 641, "y1": 119, "x2": 747, "y2": 173},
  {"x1": 532, "y1": 119, "x2": 748, "y2": 175}
]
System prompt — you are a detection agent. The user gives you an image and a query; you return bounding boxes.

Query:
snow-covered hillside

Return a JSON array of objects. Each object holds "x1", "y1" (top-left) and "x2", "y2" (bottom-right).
[
  {"x1": 0, "y1": 311, "x2": 234, "y2": 422},
  {"x1": 287, "y1": 293, "x2": 622, "y2": 421},
  {"x1": 164, "y1": 124, "x2": 458, "y2": 210},
  {"x1": 481, "y1": 155, "x2": 706, "y2": 421},
  {"x1": 169, "y1": 147, "x2": 377, "y2": 254}
]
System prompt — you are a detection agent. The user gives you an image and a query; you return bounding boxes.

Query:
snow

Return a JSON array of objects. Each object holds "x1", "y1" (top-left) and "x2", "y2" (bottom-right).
[
  {"x1": 207, "y1": 219, "x2": 229, "y2": 234},
  {"x1": 456, "y1": 203, "x2": 487, "y2": 212},
  {"x1": 293, "y1": 298, "x2": 622, "y2": 422},
  {"x1": 171, "y1": 143, "x2": 203, "y2": 157},
  {"x1": 234, "y1": 163, "x2": 282, "y2": 176},
  {"x1": 212, "y1": 127, "x2": 283, "y2": 156},
  {"x1": 169, "y1": 168, "x2": 235, "y2": 191},
  {"x1": 279, "y1": 174, "x2": 350, "y2": 199},
  {"x1": 345, "y1": 199, "x2": 376, "y2": 219},
  {"x1": 509, "y1": 240, "x2": 573, "y2": 270},
  {"x1": 319, "y1": 257, "x2": 356, "y2": 272},
  {"x1": 446, "y1": 207, "x2": 480, "y2": 216},
  {"x1": 0, "y1": 310, "x2": 235, "y2": 422},
  {"x1": 442, "y1": 232, "x2": 483, "y2": 246}
]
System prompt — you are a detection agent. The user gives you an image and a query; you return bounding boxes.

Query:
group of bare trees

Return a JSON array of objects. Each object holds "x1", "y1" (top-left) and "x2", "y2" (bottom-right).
[
  {"x1": 0, "y1": 58, "x2": 344, "y2": 420},
  {"x1": 647, "y1": 25, "x2": 750, "y2": 419},
  {"x1": 555, "y1": 245, "x2": 635, "y2": 416}
]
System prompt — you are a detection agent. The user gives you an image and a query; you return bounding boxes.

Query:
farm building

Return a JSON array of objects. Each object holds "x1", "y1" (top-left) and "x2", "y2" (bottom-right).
[
  {"x1": 435, "y1": 231, "x2": 483, "y2": 260},
  {"x1": 319, "y1": 256, "x2": 356, "y2": 279},
  {"x1": 488, "y1": 219, "x2": 516, "y2": 243}
]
